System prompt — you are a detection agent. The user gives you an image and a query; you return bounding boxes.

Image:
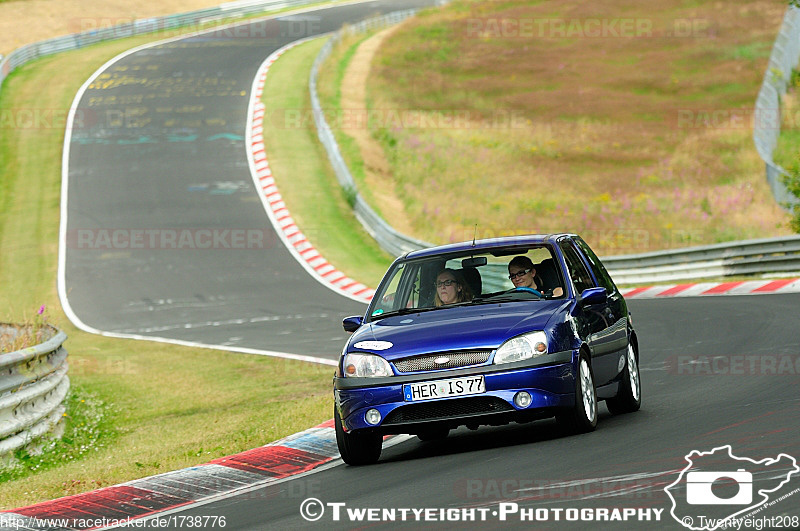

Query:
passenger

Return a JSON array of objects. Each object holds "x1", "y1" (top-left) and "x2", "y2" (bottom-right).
[
  {"x1": 434, "y1": 268, "x2": 473, "y2": 306},
  {"x1": 508, "y1": 256, "x2": 564, "y2": 297}
]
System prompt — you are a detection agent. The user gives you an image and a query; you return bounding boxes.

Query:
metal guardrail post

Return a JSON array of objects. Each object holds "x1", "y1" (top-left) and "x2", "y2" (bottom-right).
[{"x1": 0, "y1": 325, "x2": 70, "y2": 458}]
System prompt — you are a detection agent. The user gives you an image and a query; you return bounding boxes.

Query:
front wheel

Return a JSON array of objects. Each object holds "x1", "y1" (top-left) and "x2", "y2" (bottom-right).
[
  {"x1": 556, "y1": 354, "x2": 598, "y2": 433},
  {"x1": 606, "y1": 342, "x2": 641, "y2": 415},
  {"x1": 334, "y1": 408, "x2": 382, "y2": 466}
]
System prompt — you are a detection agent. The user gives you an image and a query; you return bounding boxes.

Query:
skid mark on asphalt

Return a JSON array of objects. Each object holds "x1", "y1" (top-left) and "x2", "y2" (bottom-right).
[{"x1": 114, "y1": 313, "x2": 332, "y2": 334}]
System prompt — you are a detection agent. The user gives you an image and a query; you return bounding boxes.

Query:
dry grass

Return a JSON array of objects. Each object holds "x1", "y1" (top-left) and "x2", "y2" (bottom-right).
[
  {"x1": 363, "y1": 0, "x2": 793, "y2": 255},
  {"x1": 0, "y1": 0, "x2": 222, "y2": 55}
]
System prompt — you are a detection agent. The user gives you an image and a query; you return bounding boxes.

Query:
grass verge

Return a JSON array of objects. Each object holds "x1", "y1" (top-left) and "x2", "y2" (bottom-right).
[
  {"x1": 0, "y1": 8, "x2": 359, "y2": 510},
  {"x1": 260, "y1": 37, "x2": 394, "y2": 285},
  {"x1": 360, "y1": 0, "x2": 793, "y2": 254}
]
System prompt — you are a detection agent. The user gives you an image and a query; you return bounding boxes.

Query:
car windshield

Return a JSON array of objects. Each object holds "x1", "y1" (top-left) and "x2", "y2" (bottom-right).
[{"x1": 367, "y1": 244, "x2": 564, "y2": 321}]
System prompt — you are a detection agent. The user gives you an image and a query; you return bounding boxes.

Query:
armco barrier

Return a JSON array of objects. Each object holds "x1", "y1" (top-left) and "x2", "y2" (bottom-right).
[
  {"x1": 753, "y1": 5, "x2": 800, "y2": 210},
  {"x1": 309, "y1": 9, "x2": 434, "y2": 257},
  {"x1": 0, "y1": 325, "x2": 69, "y2": 458},
  {"x1": 601, "y1": 235, "x2": 800, "y2": 284}
]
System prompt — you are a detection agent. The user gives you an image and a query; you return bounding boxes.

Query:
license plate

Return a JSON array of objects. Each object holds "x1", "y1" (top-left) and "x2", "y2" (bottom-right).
[{"x1": 403, "y1": 376, "x2": 485, "y2": 402}]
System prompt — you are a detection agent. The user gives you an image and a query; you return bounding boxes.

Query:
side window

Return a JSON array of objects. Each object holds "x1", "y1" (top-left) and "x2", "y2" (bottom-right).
[
  {"x1": 559, "y1": 241, "x2": 595, "y2": 295},
  {"x1": 574, "y1": 237, "x2": 617, "y2": 293},
  {"x1": 374, "y1": 263, "x2": 406, "y2": 313}
]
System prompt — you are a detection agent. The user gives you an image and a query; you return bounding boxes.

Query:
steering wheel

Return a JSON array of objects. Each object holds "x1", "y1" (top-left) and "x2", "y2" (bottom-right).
[{"x1": 514, "y1": 286, "x2": 542, "y2": 297}]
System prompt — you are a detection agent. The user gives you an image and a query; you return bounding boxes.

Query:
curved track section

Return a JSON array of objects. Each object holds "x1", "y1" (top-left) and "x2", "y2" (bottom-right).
[{"x1": 60, "y1": 0, "x2": 437, "y2": 359}]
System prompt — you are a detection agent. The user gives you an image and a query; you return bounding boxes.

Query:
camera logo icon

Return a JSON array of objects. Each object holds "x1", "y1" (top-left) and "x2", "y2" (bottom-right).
[{"x1": 686, "y1": 469, "x2": 753, "y2": 505}]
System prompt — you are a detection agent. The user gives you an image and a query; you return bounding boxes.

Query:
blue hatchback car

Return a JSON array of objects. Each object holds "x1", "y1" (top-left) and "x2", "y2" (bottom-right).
[{"x1": 334, "y1": 234, "x2": 641, "y2": 465}]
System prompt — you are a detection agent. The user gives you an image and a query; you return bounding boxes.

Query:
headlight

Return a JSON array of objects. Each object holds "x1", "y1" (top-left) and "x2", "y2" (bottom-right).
[
  {"x1": 343, "y1": 353, "x2": 393, "y2": 377},
  {"x1": 494, "y1": 331, "x2": 548, "y2": 364}
]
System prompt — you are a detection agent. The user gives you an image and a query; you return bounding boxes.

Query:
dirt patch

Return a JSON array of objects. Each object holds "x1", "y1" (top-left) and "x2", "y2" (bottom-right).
[
  {"x1": 0, "y1": 0, "x2": 223, "y2": 56},
  {"x1": 339, "y1": 25, "x2": 416, "y2": 236}
]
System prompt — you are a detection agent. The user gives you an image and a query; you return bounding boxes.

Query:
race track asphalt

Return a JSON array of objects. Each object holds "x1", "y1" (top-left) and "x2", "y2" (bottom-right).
[{"x1": 63, "y1": 0, "x2": 438, "y2": 357}]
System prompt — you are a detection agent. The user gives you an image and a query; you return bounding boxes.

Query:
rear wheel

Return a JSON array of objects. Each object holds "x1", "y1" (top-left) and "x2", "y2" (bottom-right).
[
  {"x1": 334, "y1": 408, "x2": 382, "y2": 466},
  {"x1": 606, "y1": 342, "x2": 641, "y2": 415},
  {"x1": 557, "y1": 354, "x2": 598, "y2": 433}
]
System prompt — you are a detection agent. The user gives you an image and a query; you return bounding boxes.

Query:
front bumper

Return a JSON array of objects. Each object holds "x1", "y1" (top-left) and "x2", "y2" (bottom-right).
[{"x1": 334, "y1": 350, "x2": 577, "y2": 433}]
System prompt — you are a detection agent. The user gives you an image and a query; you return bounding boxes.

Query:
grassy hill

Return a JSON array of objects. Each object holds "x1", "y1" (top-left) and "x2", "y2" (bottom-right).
[{"x1": 348, "y1": 0, "x2": 792, "y2": 255}]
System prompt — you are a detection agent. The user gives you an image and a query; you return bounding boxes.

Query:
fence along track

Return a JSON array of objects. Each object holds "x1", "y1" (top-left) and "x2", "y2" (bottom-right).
[{"x1": 0, "y1": 325, "x2": 69, "y2": 458}]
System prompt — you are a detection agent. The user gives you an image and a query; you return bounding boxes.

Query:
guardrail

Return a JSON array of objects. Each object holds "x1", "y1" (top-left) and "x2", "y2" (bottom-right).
[
  {"x1": 0, "y1": 325, "x2": 69, "y2": 459},
  {"x1": 602, "y1": 235, "x2": 800, "y2": 284},
  {"x1": 753, "y1": 4, "x2": 800, "y2": 210},
  {"x1": 0, "y1": 0, "x2": 332, "y2": 93},
  {"x1": 309, "y1": 9, "x2": 434, "y2": 257}
]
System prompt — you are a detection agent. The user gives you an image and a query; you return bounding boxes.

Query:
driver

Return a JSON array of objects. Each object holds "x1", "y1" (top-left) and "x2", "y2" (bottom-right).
[
  {"x1": 508, "y1": 256, "x2": 563, "y2": 298},
  {"x1": 434, "y1": 268, "x2": 473, "y2": 306}
]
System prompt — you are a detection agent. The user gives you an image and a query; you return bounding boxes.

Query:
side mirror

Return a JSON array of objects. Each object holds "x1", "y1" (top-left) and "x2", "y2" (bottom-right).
[
  {"x1": 342, "y1": 315, "x2": 363, "y2": 333},
  {"x1": 578, "y1": 287, "x2": 607, "y2": 307}
]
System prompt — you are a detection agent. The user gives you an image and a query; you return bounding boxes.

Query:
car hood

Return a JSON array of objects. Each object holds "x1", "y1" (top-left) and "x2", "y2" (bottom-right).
[{"x1": 348, "y1": 301, "x2": 569, "y2": 361}]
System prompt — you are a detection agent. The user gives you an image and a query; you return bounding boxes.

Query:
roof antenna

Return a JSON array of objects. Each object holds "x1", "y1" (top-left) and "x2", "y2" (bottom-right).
[{"x1": 472, "y1": 224, "x2": 478, "y2": 247}]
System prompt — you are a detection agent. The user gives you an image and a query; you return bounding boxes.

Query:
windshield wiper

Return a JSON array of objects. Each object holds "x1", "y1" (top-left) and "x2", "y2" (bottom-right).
[
  {"x1": 473, "y1": 293, "x2": 540, "y2": 304},
  {"x1": 369, "y1": 306, "x2": 437, "y2": 321}
]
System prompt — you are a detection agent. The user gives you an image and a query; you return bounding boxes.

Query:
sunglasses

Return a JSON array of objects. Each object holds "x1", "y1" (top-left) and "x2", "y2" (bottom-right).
[
  {"x1": 508, "y1": 268, "x2": 532, "y2": 280},
  {"x1": 435, "y1": 279, "x2": 458, "y2": 288}
]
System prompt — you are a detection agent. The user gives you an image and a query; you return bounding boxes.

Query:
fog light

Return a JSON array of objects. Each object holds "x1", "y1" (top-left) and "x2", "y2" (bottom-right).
[
  {"x1": 514, "y1": 391, "x2": 532, "y2": 408},
  {"x1": 365, "y1": 408, "x2": 382, "y2": 425}
]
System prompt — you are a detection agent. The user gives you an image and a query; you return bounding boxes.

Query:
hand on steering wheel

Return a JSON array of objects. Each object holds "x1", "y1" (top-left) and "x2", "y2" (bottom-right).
[{"x1": 514, "y1": 286, "x2": 542, "y2": 297}]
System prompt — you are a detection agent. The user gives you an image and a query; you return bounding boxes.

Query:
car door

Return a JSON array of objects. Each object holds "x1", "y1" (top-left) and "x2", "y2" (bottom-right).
[
  {"x1": 573, "y1": 236, "x2": 630, "y2": 372},
  {"x1": 558, "y1": 238, "x2": 619, "y2": 386}
]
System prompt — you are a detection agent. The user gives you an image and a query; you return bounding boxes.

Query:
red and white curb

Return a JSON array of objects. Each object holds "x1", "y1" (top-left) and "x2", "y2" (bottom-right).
[
  {"x1": 1, "y1": 421, "x2": 340, "y2": 530},
  {"x1": 246, "y1": 38, "x2": 375, "y2": 304},
  {"x1": 620, "y1": 277, "x2": 800, "y2": 299}
]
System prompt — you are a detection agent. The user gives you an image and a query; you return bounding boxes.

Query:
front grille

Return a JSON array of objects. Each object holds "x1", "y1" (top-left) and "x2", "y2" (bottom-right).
[
  {"x1": 393, "y1": 350, "x2": 492, "y2": 373},
  {"x1": 383, "y1": 396, "x2": 514, "y2": 425}
]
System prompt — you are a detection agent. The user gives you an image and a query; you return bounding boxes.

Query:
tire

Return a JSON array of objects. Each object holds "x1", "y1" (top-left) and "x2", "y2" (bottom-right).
[
  {"x1": 556, "y1": 353, "x2": 598, "y2": 433},
  {"x1": 334, "y1": 407, "x2": 382, "y2": 466},
  {"x1": 606, "y1": 342, "x2": 642, "y2": 415},
  {"x1": 417, "y1": 427, "x2": 449, "y2": 442}
]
